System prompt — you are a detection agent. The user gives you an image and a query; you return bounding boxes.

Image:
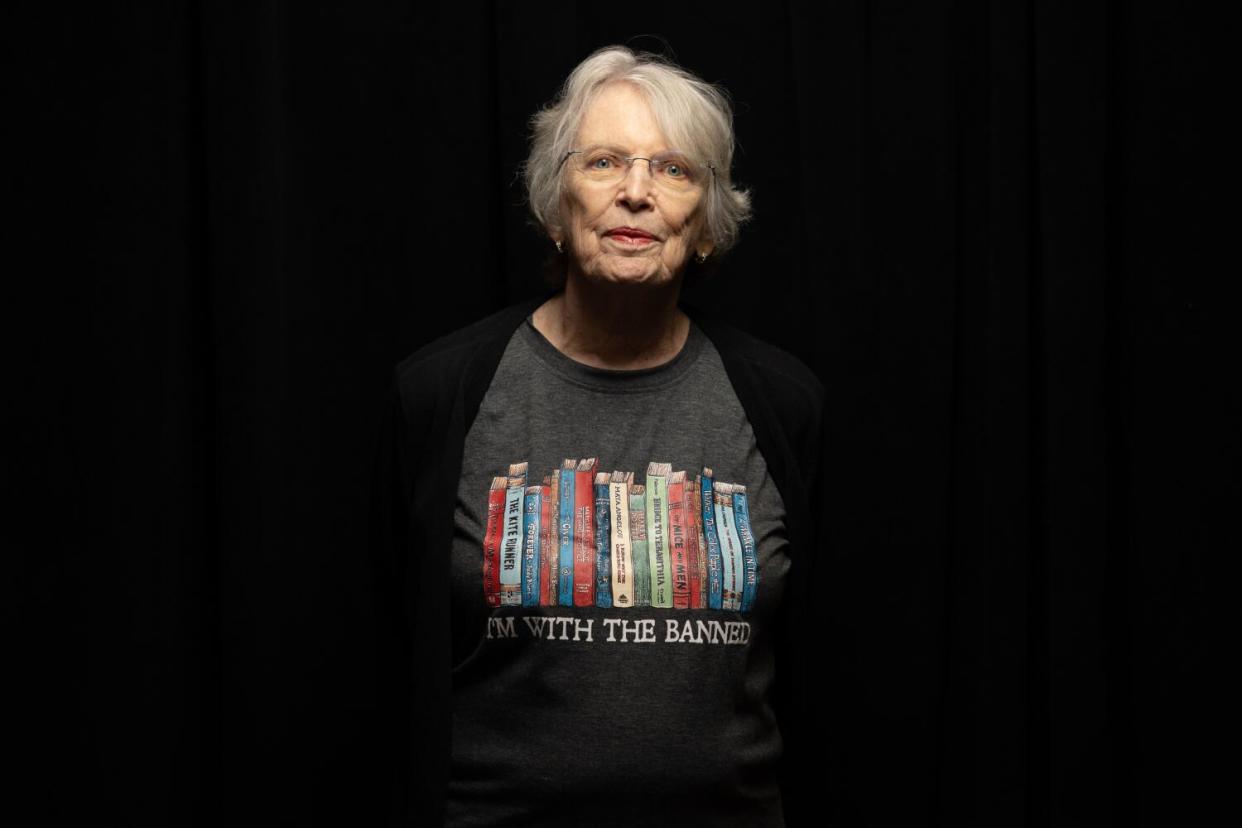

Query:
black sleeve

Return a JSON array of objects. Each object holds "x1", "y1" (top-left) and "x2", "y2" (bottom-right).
[{"x1": 365, "y1": 370, "x2": 415, "y2": 825}]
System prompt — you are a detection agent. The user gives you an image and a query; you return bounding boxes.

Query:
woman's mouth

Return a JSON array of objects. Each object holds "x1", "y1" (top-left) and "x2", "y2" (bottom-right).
[{"x1": 605, "y1": 231, "x2": 657, "y2": 246}]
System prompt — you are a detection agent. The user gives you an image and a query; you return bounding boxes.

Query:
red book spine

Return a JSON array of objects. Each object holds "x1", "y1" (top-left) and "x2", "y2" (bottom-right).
[
  {"x1": 573, "y1": 457, "x2": 598, "y2": 606},
  {"x1": 482, "y1": 475, "x2": 506, "y2": 608},
  {"x1": 540, "y1": 473, "x2": 555, "y2": 606},
  {"x1": 669, "y1": 470, "x2": 690, "y2": 609}
]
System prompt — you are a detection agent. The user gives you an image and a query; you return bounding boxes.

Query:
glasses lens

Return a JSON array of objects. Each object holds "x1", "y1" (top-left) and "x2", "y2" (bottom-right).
[
  {"x1": 579, "y1": 149, "x2": 625, "y2": 182},
  {"x1": 652, "y1": 153, "x2": 700, "y2": 189}
]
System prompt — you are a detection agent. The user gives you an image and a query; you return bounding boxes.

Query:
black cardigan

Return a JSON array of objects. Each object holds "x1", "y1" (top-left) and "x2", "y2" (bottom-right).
[{"x1": 369, "y1": 288, "x2": 833, "y2": 826}]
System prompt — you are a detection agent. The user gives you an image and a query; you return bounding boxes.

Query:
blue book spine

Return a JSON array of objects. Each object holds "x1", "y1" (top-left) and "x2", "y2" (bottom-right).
[
  {"x1": 733, "y1": 487, "x2": 759, "y2": 613},
  {"x1": 558, "y1": 465, "x2": 576, "y2": 606},
  {"x1": 522, "y1": 488, "x2": 543, "y2": 608},
  {"x1": 700, "y1": 470, "x2": 723, "y2": 610},
  {"x1": 594, "y1": 479, "x2": 612, "y2": 608}
]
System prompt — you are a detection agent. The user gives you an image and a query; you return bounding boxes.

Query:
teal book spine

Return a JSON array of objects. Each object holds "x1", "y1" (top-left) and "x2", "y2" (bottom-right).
[
  {"x1": 700, "y1": 467, "x2": 723, "y2": 610},
  {"x1": 733, "y1": 484, "x2": 759, "y2": 613}
]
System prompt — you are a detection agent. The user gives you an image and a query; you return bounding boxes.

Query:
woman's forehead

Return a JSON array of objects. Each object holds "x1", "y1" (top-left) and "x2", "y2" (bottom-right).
[
  {"x1": 576, "y1": 142, "x2": 689, "y2": 158},
  {"x1": 576, "y1": 83, "x2": 673, "y2": 150}
]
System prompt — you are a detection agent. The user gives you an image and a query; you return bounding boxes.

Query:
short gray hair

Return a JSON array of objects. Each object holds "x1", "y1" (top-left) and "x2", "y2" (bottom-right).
[{"x1": 520, "y1": 45, "x2": 753, "y2": 286}]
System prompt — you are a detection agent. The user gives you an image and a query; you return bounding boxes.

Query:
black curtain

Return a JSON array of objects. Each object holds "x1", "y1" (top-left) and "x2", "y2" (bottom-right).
[{"x1": 13, "y1": 2, "x2": 1222, "y2": 825}]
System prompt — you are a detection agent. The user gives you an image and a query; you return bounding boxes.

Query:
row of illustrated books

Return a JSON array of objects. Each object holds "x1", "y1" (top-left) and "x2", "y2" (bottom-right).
[{"x1": 482, "y1": 458, "x2": 759, "y2": 613}]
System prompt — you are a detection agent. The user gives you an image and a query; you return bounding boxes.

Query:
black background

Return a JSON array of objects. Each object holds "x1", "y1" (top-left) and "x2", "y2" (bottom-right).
[{"x1": 11, "y1": 1, "x2": 1226, "y2": 825}]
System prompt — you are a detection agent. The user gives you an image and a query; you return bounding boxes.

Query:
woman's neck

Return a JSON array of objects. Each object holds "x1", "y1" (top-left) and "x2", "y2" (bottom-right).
[{"x1": 531, "y1": 277, "x2": 689, "y2": 370}]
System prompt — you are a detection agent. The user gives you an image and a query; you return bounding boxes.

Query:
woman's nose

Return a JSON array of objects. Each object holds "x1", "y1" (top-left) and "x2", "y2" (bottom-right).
[{"x1": 620, "y1": 158, "x2": 656, "y2": 203}]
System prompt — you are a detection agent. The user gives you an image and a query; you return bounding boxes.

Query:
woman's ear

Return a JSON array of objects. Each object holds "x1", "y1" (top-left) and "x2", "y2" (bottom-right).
[
  {"x1": 692, "y1": 220, "x2": 715, "y2": 260},
  {"x1": 695, "y1": 235, "x2": 715, "y2": 260}
]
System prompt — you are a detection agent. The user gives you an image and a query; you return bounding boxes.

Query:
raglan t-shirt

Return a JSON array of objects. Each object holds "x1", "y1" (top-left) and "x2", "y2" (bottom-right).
[{"x1": 444, "y1": 312, "x2": 792, "y2": 828}]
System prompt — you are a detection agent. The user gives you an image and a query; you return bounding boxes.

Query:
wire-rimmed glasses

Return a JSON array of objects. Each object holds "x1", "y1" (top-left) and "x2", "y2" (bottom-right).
[{"x1": 559, "y1": 145, "x2": 715, "y2": 193}]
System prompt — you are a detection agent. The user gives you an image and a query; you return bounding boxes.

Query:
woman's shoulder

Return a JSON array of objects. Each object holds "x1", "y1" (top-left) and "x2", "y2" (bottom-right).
[
  {"x1": 393, "y1": 294, "x2": 546, "y2": 391},
  {"x1": 682, "y1": 300, "x2": 826, "y2": 415}
]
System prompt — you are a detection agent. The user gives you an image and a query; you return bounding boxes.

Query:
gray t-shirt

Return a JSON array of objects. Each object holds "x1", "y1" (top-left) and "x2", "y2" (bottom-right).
[{"x1": 445, "y1": 313, "x2": 792, "y2": 827}]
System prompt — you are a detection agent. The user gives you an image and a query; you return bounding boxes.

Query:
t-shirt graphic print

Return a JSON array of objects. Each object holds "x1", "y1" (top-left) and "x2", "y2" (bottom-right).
[
  {"x1": 445, "y1": 313, "x2": 792, "y2": 828},
  {"x1": 483, "y1": 459, "x2": 759, "y2": 618}
]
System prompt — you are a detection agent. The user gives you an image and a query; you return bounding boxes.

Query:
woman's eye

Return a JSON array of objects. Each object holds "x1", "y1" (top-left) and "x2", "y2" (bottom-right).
[
  {"x1": 592, "y1": 156, "x2": 614, "y2": 169},
  {"x1": 664, "y1": 164, "x2": 684, "y2": 177}
]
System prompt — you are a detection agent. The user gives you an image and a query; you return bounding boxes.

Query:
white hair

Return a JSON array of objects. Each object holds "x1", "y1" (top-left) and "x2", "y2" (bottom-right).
[{"x1": 520, "y1": 45, "x2": 753, "y2": 284}]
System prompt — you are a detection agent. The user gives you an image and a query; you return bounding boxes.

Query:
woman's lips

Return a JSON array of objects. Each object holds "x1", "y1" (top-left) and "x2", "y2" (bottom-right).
[{"x1": 605, "y1": 231, "x2": 656, "y2": 246}]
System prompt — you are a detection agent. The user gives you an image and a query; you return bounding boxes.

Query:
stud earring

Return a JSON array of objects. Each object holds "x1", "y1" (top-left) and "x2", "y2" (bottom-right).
[{"x1": 555, "y1": 240, "x2": 564, "y2": 253}]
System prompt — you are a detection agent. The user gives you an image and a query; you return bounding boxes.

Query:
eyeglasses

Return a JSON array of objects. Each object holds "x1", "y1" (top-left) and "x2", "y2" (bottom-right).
[{"x1": 559, "y1": 145, "x2": 715, "y2": 192}]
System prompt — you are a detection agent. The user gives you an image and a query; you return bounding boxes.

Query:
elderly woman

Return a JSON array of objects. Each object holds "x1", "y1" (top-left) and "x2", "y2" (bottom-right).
[{"x1": 370, "y1": 45, "x2": 830, "y2": 827}]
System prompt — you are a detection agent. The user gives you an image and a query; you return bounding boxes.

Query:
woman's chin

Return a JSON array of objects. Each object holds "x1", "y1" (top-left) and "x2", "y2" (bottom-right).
[{"x1": 591, "y1": 262, "x2": 677, "y2": 286}]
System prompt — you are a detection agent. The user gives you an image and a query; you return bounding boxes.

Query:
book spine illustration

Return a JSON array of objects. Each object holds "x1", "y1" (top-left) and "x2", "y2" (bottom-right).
[
  {"x1": 522, "y1": 485, "x2": 544, "y2": 607},
  {"x1": 733, "y1": 484, "x2": 759, "y2": 613},
  {"x1": 609, "y1": 471, "x2": 635, "y2": 608},
  {"x1": 594, "y1": 471, "x2": 612, "y2": 608},
  {"x1": 480, "y1": 458, "x2": 755, "y2": 614},
  {"x1": 685, "y1": 475, "x2": 705, "y2": 610},
  {"x1": 668, "y1": 470, "x2": 690, "y2": 610},
  {"x1": 629, "y1": 484, "x2": 650, "y2": 607},
  {"x1": 482, "y1": 475, "x2": 506, "y2": 608},
  {"x1": 714, "y1": 482, "x2": 744, "y2": 611},
  {"x1": 700, "y1": 467, "x2": 723, "y2": 610},
  {"x1": 540, "y1": 474, "x2": 555, "y2": 606},
  {"x1": 500, "y1": 462, "x2": 528, "y2": 607},
  {"x1": 645, "y1": 461, "x2": 673, "y2": 608},
  {"x1": 573, "y1": 457, "x2": 598, "y2": 606},
  {"x1": 557, "y1": 458, "x2": 576, "y2": 606}
]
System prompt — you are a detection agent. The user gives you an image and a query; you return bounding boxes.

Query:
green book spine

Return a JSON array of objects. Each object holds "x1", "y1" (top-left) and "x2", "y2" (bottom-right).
[
  {"x1": 629, "y1": 484, "x2": 650, "y2": 607},
  {"x1": 645, "y1": 461, "x2": 673, "y2": 608}
]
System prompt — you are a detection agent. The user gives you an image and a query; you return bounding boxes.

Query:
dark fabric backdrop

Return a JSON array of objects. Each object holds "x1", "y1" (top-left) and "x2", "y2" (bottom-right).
[{"x1": 12, "y1": 1, "x2": 1224, "y2": 825}]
